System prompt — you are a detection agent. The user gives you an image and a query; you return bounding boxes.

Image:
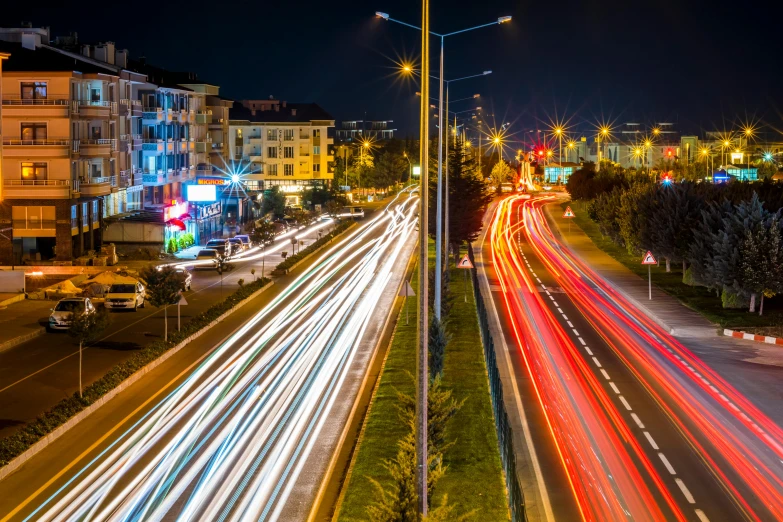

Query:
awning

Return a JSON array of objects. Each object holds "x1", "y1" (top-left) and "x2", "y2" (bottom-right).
[{"x1": 167, "y1": 218, "x2": 186, "y2": 231}]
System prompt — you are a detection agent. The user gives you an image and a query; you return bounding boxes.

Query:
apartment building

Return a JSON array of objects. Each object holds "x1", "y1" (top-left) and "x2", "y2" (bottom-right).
[
  {"x1": 0, "y1": 32, "x2": 147, "y2": 265},
  {"x1": 336, "y1": 119, "x2": 395, "y2": 142},
  {"x1": 229, "y1": 100, "x2": 334, "y2": 208},
  {"x1": 178, "y1": 81, "x2": 233, "y2": 171}
]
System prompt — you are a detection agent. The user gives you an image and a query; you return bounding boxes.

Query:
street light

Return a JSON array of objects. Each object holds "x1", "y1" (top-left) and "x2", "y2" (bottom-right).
[
  {"x1": 597, "y1": 125, "x2": 610, "y2": 170},
  {"x1": 378, "y1": 12, "x2": 508, "y2": 320},
  {"x1": 552, "y1": 125, "x2": 565, "y2": 165},
  {"x1": 566, "y1": 140, "x2": 576, "y2": 163},
  {"x1": 403, "y1": 151, "x2": 413, "y2": 182}
]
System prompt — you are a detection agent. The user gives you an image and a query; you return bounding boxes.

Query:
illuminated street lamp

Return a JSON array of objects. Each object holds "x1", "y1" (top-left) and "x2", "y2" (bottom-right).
[
  {"x1": 699, "y1": 146, "x2": 713, "y2": 176},
  {"x1": 552, "y1": 125, "x2": 565, "y2": 165},
  {"x1": 566, "y1": 140, "x2": 576, "y2": 163},
  {"x1": 597, "y1": 125, "x2": 610, "y2": 170}
]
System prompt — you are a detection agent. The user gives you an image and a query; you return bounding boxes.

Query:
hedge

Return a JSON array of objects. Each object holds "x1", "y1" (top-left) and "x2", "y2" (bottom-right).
[
  {"x1": 275, "y1": 220, "x2": 355, "y2": 272},
  {"x1": 0, "y1": 277, "x2": 271, "y2": 467}
]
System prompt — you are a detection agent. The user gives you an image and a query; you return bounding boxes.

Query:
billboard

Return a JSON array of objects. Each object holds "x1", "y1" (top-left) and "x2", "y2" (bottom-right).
[{"x1": 186, "y1": 184, "x2": 217, "y2": 202}]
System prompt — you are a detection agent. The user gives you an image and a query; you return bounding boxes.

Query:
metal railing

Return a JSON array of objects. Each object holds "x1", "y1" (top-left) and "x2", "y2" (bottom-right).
[
  {"x1": 78, "y1": 100, "x2": 110, "y2": 107},
  {"x1": 81, "y1": 176, "x2": 109, "y2": 185},
  {"x1": 4, "y1": 179, "x2": 70, "y2": 186},
  {"x1": 468, "y1": 244, "x2": 528, "y2": 522},
  {"x1": 2, "y1": 96, "x2": 70, "y2": 105},
  {"x1": 12, "y1": 219, "x2": 56, "y2": 230},
  {"x1": 3, "y1": 138, "x2": 71, "y2": 146}
]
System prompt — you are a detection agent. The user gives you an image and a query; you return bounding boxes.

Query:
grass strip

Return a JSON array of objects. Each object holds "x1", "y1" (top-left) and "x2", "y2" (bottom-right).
[
  {"x1": 563, "y1": 201, "x2": 783, "y2": 328},
  {"x1": 0, "y1": 277, "x2": 271, "y2": 467}
]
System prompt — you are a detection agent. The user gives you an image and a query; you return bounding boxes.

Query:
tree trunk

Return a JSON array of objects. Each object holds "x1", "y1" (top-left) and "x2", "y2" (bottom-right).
[
  {"x1": 665, "y1": 258, "x2": 671, "y2": 273},
  {"x1": 749, "y1": 293, "x2": 756, "y2": 313},
  {"x1": 759, "y1": 293, "x2": 765, "y2": 316},
  {"x1": 164, "y1": 305, "x2": 168, "y2": 342},
  {"x1": 682, "y1": 260, "x2": 687, "y2": 273}
]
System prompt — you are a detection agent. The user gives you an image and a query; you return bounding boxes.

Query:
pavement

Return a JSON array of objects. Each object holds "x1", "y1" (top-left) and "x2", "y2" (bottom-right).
[
  {"x1": 0, "y1": 219, "x2": 333, "y2": 441},
  {"x1": 0, "y1": 192, "x2": 417, "y2": 521}
]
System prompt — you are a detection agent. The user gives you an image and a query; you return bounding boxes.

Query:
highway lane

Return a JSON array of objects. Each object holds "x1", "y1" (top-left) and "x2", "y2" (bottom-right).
[
  {"x1": 0, "y1": 220, "x2": 330, "y2": 440},
  {"x1": 487, "y1": 194, "x2": 783, "y2": 521},
  {"x1": 0, "y1": 191, "x2": 418, "y2": 521}
]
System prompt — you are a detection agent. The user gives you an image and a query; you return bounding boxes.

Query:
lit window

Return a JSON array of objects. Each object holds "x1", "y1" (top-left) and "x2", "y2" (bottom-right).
[
  {"x1": 284, "y1": 129, "x2": 294, "y2": 141},
  {"x1": 313, "y1": 129, "x2": 321, "y2": 138},
  {"x1": 313, "y1": 164, "x2": 321, "y2": 173},
  {"x1": 21, "y1": 82, "x2": 47, "y2": 100},
  {"x1": 313, "y1": 146, "x2": 320, "y2": 155},
  {"x1": 21, "y1": 162, "x2": 47, "y2": 180},
  {"x1": 267, "y1": 129, "x2": 277, "y2": 141}
]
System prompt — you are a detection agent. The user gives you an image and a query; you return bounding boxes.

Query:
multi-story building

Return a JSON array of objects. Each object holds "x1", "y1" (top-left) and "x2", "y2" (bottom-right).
[
  {"x1": 0, "y1": 31, "x2": 146, "y2": 265},
  {"x1": 336, "y1": 119, "x2": 395, "y2": 142},
  {"x1": 229, "y1": 101, "x2": 334, "y2": 208}
]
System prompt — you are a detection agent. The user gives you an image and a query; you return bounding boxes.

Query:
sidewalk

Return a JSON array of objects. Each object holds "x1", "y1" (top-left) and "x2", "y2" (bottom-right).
[
  {"x1": 543, "y1": 202, "x2": 716, "y2": 337},
  {"x1": 0, "y1": 300, "x2": 52, "y2": 353}
]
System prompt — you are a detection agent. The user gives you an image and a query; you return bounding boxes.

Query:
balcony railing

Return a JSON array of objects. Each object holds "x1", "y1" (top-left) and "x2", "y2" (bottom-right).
[
  {"x1": 13, "y1": 219, "x2": 57, "y2": 230},
  {"x1": 81, "y1": 176, "x2": 110, "y2": 185},
  {"x1": 4, "y1": 179, "x2": 70, "y2": 187},
  {"x1": 110, "y1": 176, "x2": 118, "y2": 187},
  {"x1": 2, "y1": 95, "x2": 70, "y2": 106},
  {"x1": 3, "y1": 138, "x2": 71, "y2": 146},
  {"x1": 78, "y1": 100, "x2": 110, "y2": 107}
]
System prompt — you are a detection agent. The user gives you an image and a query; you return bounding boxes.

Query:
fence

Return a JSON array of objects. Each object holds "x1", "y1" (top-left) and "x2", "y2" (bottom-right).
[{"x1": 468, "y1": 244, "x2": 527, "y2": 522}]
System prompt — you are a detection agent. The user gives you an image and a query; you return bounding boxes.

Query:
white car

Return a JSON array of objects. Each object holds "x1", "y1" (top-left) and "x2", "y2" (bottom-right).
[
  {"x1": 49, "y1": 297, "x2": 95, "y2": 331},
  {"x1": 175, "y1": 266, "x2": 193, "y2": 291},
  {"x1": 104, "y1": 281, "x2": 146, "y2": 311}
]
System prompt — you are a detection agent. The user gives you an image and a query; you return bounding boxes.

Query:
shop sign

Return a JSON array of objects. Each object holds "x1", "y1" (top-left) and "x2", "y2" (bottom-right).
[
  {"x1": 164, "y1": 201, "x2": 189, "y2": 221},
  {"x1": 197, "y1": 177, "x2": 230, "y2": 186},
  {"x1": 197, "y1": 202, "x2": 222, "y2": 220}
]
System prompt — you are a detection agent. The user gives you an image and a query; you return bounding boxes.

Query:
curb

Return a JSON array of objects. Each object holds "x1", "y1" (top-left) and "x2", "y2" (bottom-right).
[
  {"x1": 0, "y1": 280, "x2": 274, "y2": 482},
  {"x1": 0, "y1": 328, "x2": 46, "y2": 354},
  {"x1": 723, "y1": 328, "x2": 783, "y2": 346},
  {"x1": 0, "y1": 294, "x2": 26, "y2": 308}
]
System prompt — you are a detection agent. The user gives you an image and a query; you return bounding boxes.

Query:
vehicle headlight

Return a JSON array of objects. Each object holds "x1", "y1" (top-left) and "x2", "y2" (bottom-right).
[{"x1": 49, "y1": 317, "x2": 56, "y2": 323}]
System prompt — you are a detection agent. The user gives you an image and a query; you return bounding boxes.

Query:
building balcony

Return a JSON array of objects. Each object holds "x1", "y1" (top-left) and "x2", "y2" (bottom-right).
[
  {"x1": 131, "y1": 100, "x2": 143, "y2": 118},
  {"x1": 142, "y1": 139, "x2": 165, "y2": 154},
  {"x1": 143, "y1": 108, "x2": 164, "y2": 123},
  {"x1": 79, "y1": 176, "x2": 112, "y2": 197},
  {"x1": 76, "y1": 100, "x2": 111, "y2": 118},
  {"x1": 196, "y1": 111, "x2": 211, "y2": 124},
  {"x1": 131, "y1": 169, "x2": 144, "y2": 186},
  {"x1": 195, "y1": 164, "x2": 213, "y2": 176},
  {"x1": 11, "y1": 218, "x2": 57, "y2": 238},
  {"x1": 79, "y1": 138, "x2": 116, "y2": 156},
  {"x1": 142, "y1": 171, "x2": 166, "y2": 186},
  {"x1": 2, "y1": 138, "x2": 72, "y2": 158},
  {"x1": 2, "y1": 179, "x2": 73, "y2": 199},
  {"x1": 119, "y1": 99, "x2": 130, "y2": 116},
  {"x1": 2, "y1": 95, "x2": 70, "y2": 117},
  {"x1": 166, "y1": 169, "x2": 181, "y2": 184},
  {"x1": 195, "y1": 139, "x2": 211, "y2": 153}
]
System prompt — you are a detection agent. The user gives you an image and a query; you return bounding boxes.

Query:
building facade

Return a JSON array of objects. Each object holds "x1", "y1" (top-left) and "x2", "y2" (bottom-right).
[{"x1": 336, "y1": 119, "x2": 395, "y2": 142}]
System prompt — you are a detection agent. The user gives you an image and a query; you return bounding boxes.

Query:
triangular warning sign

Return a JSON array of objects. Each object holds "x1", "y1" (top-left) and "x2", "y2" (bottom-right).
[
  {"x1": 563, "y1": 206, "x2": 575, "y2": 218},
  {"x1": 641, "y1": 251, "x2": 657, "y2": 265},
  {"x1": 398, "y1": 281, "x2": 416, "y2": 297},
  {"x1": 177, "y1": 293, "x2": 189, "y2": 306},
  {"x1": 457, "y1": 255, "x2": 474, "y2": 269}
]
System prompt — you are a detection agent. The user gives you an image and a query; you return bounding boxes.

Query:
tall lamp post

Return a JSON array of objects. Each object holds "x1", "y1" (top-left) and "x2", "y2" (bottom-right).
[
  {"x1": 378, "y1": 11, "x2": 509, "y2": 322},
  {"x1": 596, "y1": 125, "x2": 610, "y2": 170},
  {"x1": 553, "y1": 126, "x2": 564, "y2": 165},
  {"x1": 403, "y1": 151, "x2": 412, "y2": 183}
]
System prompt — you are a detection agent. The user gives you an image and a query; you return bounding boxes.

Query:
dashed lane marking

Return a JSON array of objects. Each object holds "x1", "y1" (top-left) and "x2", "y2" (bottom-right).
[
  {"x1": 676, "y1": 478, "x2": 696, "y2": 503},
  {"x1": 619, "y1": 395, "x2": 632, "y2": 410},
  {"x1": 659, "y1": 453, "x2": 677, "y2": 475},
  {"x1": 695, "y1": 509, "x2": 711, "y2": 522},
  {"x1": 609, "y1": 382, "x2": 621, "y2": 394},
  {"x1": 631, "y1": 413, "x2": 645, "y2": 429},
  {"x1": 644, "y1": 431, "x2": 659, "y2": 450},
  {"x1": 600, "y1": 369, "x2": 611, "y2": 380}
]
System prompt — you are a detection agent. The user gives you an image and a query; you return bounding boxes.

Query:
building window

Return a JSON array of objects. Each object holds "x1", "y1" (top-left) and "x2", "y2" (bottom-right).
[
  {"x1": 21, "y1": 82, "x2": 47, "y2": 100},
  {"x1": 313, "y1": 146, "x2": 321, "y2": 155},
  {"x1": 267, "y1": 164, "x2": 278, "y2": 176},
  {"x1": 267, "y1": 129, "x2": 277, "y2": 141},
  {"x1": 313, "y1": 163, "x2": 321, "y2": 173},
  {"x1": 236, "y1": 128, "x2": 243, "y2": 139},
  {"x1": 313, "y1": 129, "x2": 321, "y2": 138},
  {"x1": 284, "y1": 164, "x2": 294, "y2": 176},
  {"x1": 283, "y1": 129, "x2": 294, "y2": 141},
  {"x1": 267, "y1": 147, "x2": 278, "y2": 159},
  {"x1": 90, "y1": 87, "x2": 101, "y2": 103},
  {"x1": 21, "y1": 123, "x2": 47, "y2": 141},
  {"x1": 252, "y1": 163, "x2": 264, "y2": 174},
  {"x1": 21, "y1": 162, "x2": 48, "y2": 180},
  {"x1": 284, "y1": 146, "x2": 294, "y2": 158}
]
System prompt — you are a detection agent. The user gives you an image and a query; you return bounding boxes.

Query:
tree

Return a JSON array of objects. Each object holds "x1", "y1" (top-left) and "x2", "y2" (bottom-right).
[
  {"x1": 251, "y1": 220, "x2": 276, "y2": 277},
  {"x1": 648, "y1": 183, "x2": 703, "y2": 272},
  {"x1": 373, "y1": 151, "x2": 408, "y2": 189},
  {"x1": 741, "y1": 216, "x2": 783, "y2": 315},
  {"x1": 68, "y1": 305, "x2": 110, "y2": 398},
  {"x1": 428, "y1": 317, "x2": 449, "y2": 379},
  {"x1": 139, "y1": 265, "x2": 185, "y2": 341},
  {"x1": 261, "y1": 186, "x2": 286, "y2": 217},
  {"x1": 489, "y1": 161, "x2": 514, "y2": 187}
]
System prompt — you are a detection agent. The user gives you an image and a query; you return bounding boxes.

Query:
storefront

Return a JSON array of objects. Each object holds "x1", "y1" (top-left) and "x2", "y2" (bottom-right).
[
  {"x1": 194, "y1": 202, "x2": 222, "y2": 245},
  {"x1": 163, "y1": 200, "x2": 195, "y2": 252}
]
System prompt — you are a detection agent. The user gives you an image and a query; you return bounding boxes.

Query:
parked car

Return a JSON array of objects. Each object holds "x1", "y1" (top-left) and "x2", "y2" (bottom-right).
[
  {"x1": 227, "y1": 237, "x2": 244, "y2": 253},
  {"x1": 233, "y1": 234, "x2": 252, "y2": 249},
  {"x1": 48, "y1": 297, "x2": 95, "y2": 331},
  {"x1": 104, "y1": 281, "x2": 146, "y2": 311},
  {"x1": 205, "y1": 238, "x2": 232, "y2": 257},
  {"x1": 195, "y1": 248, "x2": 220, "y2": 269},
  {"x1": 174, "y1": 266, "x2": 193, "y2": 291}
]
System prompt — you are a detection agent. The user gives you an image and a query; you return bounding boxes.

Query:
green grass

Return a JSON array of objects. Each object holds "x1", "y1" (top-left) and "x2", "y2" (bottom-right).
[
  {"x1": 564, "y1": 201, "x2": 783, "y2": 329},
  {"x1": 337, "y1": 241, "x2": 508, "y2": 521},
  {"x1": 434, "y1": 262, "x2": 509, "y2": 520}
]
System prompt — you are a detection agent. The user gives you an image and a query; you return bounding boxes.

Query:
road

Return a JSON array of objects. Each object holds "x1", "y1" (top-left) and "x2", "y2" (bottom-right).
[
  {"x1": 0, "y1": 219, "x2": 332, "y2": 441},
  {"x1": 0, "y1": 190, "x2": 418, "y2": 521},
  {"x1": 481, "y1": 194, "x2": 783, "y2": 521}
]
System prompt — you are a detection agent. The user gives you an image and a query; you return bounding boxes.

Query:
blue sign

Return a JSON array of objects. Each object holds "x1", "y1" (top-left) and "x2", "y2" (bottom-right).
[{"x1": 713, "y1": 172, "x2": 730, "y2": 184}]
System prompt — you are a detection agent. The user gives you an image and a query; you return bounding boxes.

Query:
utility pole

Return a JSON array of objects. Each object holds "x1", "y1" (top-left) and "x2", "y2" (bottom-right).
[{"x1": 417, "y1": 0, "x2": 430, "y2": 515}]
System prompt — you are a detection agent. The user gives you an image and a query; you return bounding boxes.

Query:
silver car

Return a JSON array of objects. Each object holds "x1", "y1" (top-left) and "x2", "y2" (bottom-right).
[{"x1": 49, "y1": 297, "x2": 95, "y2": 331}]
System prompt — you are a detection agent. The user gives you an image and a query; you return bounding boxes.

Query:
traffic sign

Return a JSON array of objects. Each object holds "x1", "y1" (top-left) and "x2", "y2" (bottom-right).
[
  {"x1": 457, "y1": 255, "x2": 474, "y2": 269},
  {"x1": 641, "y1": 251, "x2": 657, "y2": 265},
  {"x1": 398, "y1": 281, "x2": 415, "y2": 297},
  {"x1": 563, "y1": 206, "x2": 575, "y2": 218},
  {"x1": 177, "y1": 293, "x2": 188, "y2": 306}
]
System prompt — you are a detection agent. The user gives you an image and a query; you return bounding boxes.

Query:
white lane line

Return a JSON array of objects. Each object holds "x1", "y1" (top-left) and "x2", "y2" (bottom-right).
[
  {"x1": 643, "y1": 431, "x2": 659, "y2": 450},
  {"x1": 557, "y1": 308, "x2": 564, "y2": 314},
  {"x1": 578, "y1": 337, "x2": 587, "y2": 346},
  {"x1": 676, "y1": 478, "x2": 696, "y2": 503},
  {"x1": 584, "y1": 347, "x2": 594, "y2": 356},
  {"x1": 552, "y1": 301, "x2": 560, "y2": 307},
  {"x1": 631, "y1": 413, "x2": 645, "y2": 429},
  {"x1": 572, "y1": 329, "x2": 580, "y2": 336},
  {"x1": 619, "y1": 395, "x2": 632, "y2": 410},
  {"x1": 592, "y1": 356, "x2": 602, "y2": 368},
  {"x1": 695, "y1": 509, "x2": 710, "y2": 522},
  {"x1": 535, "y1": 278, "x2": 542, "y2": 283},
  {"x1": 540, "y1": 284, "x2": 547, "y2": 290},
  {"x1": 545, "y1": 290, "x2": 551, "y2": 296},
  {"x1": 609, "y1": 382, "x2": 621, "y2": 394},
  {"x1": 659, "y1": 453, "x2": 677, "y2": 475},
  {"x1": 548, "y1": 295, "x2": 555, "y2": 301},
  {"x1": 562, "y1": 314, "x2": 569, "y2": 321},
  {"x1": 567, "y1": 321, "x2": 574, "y2": 327},
  {"x1": 600, "y1": 369, "x2": 611, "y2": 380}
]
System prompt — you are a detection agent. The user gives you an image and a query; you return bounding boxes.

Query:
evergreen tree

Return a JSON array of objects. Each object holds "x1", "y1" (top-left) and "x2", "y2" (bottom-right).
[{"x1": 428, "y1": 317, "x2": 450, "y2": 379}]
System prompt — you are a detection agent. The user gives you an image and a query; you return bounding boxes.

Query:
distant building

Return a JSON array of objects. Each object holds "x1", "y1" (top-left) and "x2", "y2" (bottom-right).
[
  {"x1": 544, "y1": 162, "x2": 580, "y2": 184},
  {"x1": 725, "y1": 165, "x2": 758, "y2": 181},
  {"x1": 336, "y1": 120, "x2": 395, "y2": 142}
]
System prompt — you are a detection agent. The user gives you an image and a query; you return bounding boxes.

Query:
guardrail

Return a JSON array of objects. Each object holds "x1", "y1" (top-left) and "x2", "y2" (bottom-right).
[{"x1": 468, "y1": 243, "x2": 528, "y2": 522}]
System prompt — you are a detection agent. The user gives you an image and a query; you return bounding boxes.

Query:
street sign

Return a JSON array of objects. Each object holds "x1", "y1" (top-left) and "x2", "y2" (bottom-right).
[
  {"x1": 641, "y1": 251, "x2": 657, "y2": 265},
  {"x1": 457, "y1": 255, "x2": 474, "y2": 269},
  {"x1": 177, "y1": 293, "x2": 189, "y2": 306},
  {"x1": 398, "y1": 281, "x2": 415, "y2": 297},
  {"x1": 563, "y1": 206, "x2": 575, "y2": 218}
]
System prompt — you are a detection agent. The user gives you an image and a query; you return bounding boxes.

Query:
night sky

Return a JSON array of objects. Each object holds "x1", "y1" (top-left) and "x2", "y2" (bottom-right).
[{"x1": 6, "y1": 1, "x2": 783, "y2": 143}]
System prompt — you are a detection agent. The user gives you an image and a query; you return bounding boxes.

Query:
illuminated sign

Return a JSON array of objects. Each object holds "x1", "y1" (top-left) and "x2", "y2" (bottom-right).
[
  {"x1": 197, "y1": 177, "x2": 229, "y2": 185},
  {"x1": 413, "y1": 166, "x2": 421, "y2": 176},
  {"x1": 163, "y1": 201, "x2": 189, "y2": 221},
  {"x1": 197, "y1": 202, "x2": 222, "y2": 219},
  {"x1": 186, "y1": 184, "x2": 217, "y2": 202}
]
